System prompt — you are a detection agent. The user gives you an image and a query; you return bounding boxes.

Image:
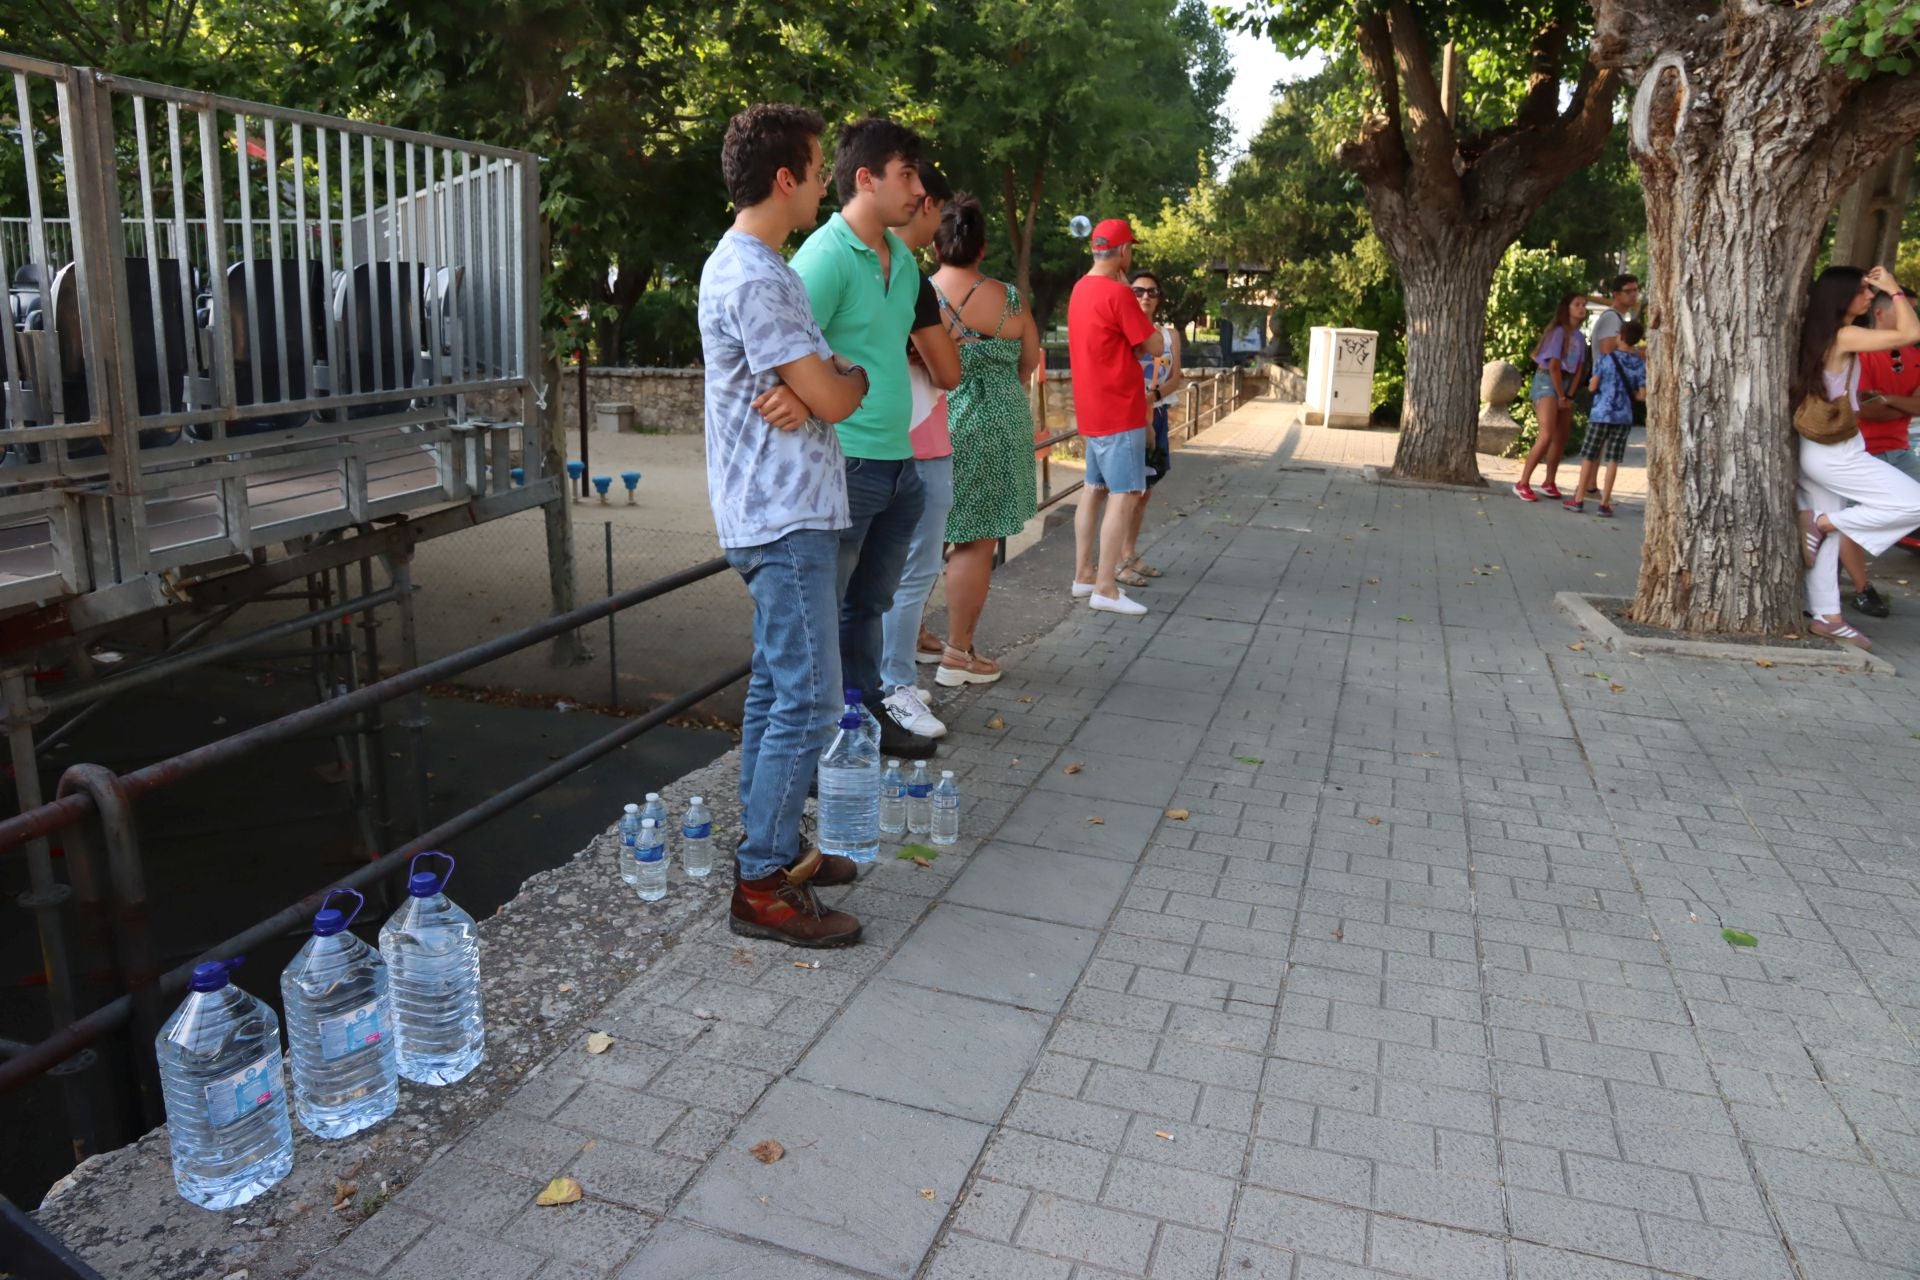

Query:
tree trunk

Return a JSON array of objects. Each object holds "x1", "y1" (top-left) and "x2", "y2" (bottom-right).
[
  {"x1": 1386, "y1": 232, "x2": 1504, "y2": 484},
  {"x1": 1589, "y1": 2, "x2": 1920, "y2": 633}
]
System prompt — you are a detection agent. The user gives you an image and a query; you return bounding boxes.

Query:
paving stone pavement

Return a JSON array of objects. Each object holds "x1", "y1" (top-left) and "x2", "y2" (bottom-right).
[{"x1": 330, "y1": 399, "x2": 1920, "y2": 1279}]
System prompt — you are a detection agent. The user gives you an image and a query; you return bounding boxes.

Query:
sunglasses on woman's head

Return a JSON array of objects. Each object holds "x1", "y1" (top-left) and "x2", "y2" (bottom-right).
[{"x1": 1132, "y1": 286, "x2": 1160, "y2": 298}]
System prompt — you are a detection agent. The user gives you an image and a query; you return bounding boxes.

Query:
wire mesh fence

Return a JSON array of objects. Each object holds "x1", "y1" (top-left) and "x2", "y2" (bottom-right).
[{"x1": 408, "y1": 512, "x2": 750, "y2": 721}]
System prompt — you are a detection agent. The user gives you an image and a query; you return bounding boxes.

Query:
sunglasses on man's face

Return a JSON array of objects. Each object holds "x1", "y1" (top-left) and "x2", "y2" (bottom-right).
[{"x1": 1132, "y1": 286, "x2": 1160, "y2": 298}]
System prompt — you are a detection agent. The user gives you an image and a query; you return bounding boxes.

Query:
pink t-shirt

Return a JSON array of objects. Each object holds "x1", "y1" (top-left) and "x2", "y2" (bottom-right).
[{"x1": 908, "y1": 363, "x2": 951, "y2": 460}]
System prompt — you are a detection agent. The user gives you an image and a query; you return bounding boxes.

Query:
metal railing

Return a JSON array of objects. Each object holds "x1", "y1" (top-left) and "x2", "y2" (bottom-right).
[
  {"x1": 0, "y1": 52, "x2": 545, "y2": 609},
  {"x1": 0, "y1": 552, "x2": 748, "y2": 1162}
]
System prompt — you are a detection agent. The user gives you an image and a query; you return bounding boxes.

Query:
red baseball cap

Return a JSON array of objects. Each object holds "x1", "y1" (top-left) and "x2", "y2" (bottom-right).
[{"x1": 1090, "y1": 218, "x2": 1136, "y2": 251}]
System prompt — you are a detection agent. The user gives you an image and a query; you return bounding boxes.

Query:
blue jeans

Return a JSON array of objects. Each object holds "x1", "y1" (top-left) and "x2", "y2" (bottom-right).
[
  {"x1": 837, "y1": 457, "x2": 925, "y2": 710},
  {"x1": 1877, "y1": 447, "x2": 1920, "y2": 486},
  {"x1": 1083, "y1": 428, "x2": 1148, "y2": 494},
  {"x1": 728, "y1": 529, "x2": 843, "y2": 881},
  {"x1": 879, "y1": 456, "x2": 954, "y2": 691}
]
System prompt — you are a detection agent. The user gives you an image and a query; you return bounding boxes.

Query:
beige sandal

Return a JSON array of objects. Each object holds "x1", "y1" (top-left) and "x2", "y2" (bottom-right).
[
  {"x1": 1124, "y1": 555, "x2": 1163, "y2": 578},
  {"x1": 935, "y1": 646, "x2": 1003, "y2": 687}
]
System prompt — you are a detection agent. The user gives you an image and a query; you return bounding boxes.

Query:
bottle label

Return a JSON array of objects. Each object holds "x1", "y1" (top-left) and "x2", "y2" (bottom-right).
[
  {"x1": 622, "y1": 831, "x2": 637, "y2": 848},
  {"x1": 205, "y1": 1050, "x2": 281, "y2": 1127},
  {"x1": 635, "y1": 844, "x2": 665, "y2": 863},
  {"x1": 682, "y1": 823, "x2": 712, "y2": 839},
  {"x1": 317, "y1": 1000, "x2": 386, "y2": 1061}
]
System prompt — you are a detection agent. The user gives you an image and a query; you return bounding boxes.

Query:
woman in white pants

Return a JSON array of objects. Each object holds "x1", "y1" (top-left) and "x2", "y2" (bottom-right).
[{"x1": 1798, "y1": 265, "x2": 1920, "y2": 649}]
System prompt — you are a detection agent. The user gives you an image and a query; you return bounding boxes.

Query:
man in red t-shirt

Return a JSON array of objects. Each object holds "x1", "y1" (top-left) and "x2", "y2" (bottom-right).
[{"x1": 1067, "y1": 218, "x2": 1164, "y2": 616}]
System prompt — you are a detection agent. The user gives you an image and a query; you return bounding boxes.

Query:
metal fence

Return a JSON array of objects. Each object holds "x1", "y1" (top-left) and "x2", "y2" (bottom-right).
[
  {"x1": 0, "y1": 551, "x2": 748, "y2": 1172},
  {"x1": 0, "y1": 51, "x2": 549, "y2": 611}
]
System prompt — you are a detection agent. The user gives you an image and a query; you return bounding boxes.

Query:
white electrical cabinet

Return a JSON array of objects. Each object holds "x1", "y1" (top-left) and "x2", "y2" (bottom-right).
[{"x1": 1305, "y1": 327, "x2": 1378, "y2": 428}]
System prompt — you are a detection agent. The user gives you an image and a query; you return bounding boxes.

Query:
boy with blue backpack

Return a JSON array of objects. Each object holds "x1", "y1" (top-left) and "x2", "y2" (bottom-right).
[{"x1": 1564, "y1": 319, "x2": 1647, "y2": 518}]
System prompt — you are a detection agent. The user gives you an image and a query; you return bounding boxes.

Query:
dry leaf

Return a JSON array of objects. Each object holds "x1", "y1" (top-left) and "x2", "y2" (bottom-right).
[
  {"x1": 1153, "y1": 1130, "x2": 1175, "y2": 1141},
  {"x1": 1609, "y1": 683, "x2": 1626, "y2": 694},
  {"x1": 911, "y1": 855, "x2": 933, "y2": 868},
  {"x1": 1365, "y1": 816, "x2": 1382, "y2": 826},
  {"x1": 1086, "y1": 816, "x2": 1106, "y2": 825},
  {"x1": 1567, "y1": 641, "x2": 1586, "y2": 652},
  {"x1": 792, "y1": 960, "x2": 820, "y2": 970},
  {"x1": 919, "y1": 1188, "x2": 937, "y2": 1201},
  {"x1": 985, "y1": 715, "x2": 1005, "y2": 730},
  {"x1": 585, "y1": 1032, "x2": 615, "y2": 1055},
  {"x1": 1166, "y1": 808, "x2": 1191, "y2": 820},
  {"x1": 1018, "y1": 694, "x2": 1035, "y2": 703},
  {"x1": 750, "y1": 1140, "x2": 785, "y2": 1164},
  {"x1": 1365, "y1": 578, "x2": 1379, "y2": 585},
  {"x1": 535, "y1": 1177, "x2": 583, "y2": 1207},
  {"x1": 332, "y1": 1180, "x2": 358, "y2": 1211},
  {"x1": 557, "y1": 983, "x2": 574, "y2": 994},
  {"x1": 1063, "y1": 762, "x2": 1084, "y2": 775},
  {"x1": 1754, "y1": 658, "x2": 1775, "y2": 669}
]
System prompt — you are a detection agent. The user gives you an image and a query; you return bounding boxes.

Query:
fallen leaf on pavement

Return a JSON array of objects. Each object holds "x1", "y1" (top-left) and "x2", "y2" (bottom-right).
[
  {"x1": 1567, "y1": 642, "x2": 1586, "y2": 652},
  {"x1": 1086, "y1": 816, "x2": 1105, "y2": 825},
  {"x1": 1397, "y1": 615, "x2": 1412, "y2": 622},
  {"x1": 1166, "y1": 808, "x2": 1191, "y2": 820},
  {"x1": 750, "y1": 1140, "x2": 786, "y2": 1164},
  {"x1": 585, "y1": 1032, "x2": 614, "y2": 1055},
  {"x1": 1236, "y1": 756, "x2": 1264, "y2": 765},
  {"x1": 1365, "y1": 816, "x2": 1381, "y2": 826},
  {"x1": 332, "y1": 1180, "x2": 358, "y2": 1211},
  {"x1": 536, "y1": 1177, "x2": 583, "y2": 1207},
  {"x1": 1754, "y1": 658, "x2": 1775, "y2": 668},
  {"x1": 1062, "y1": 762, "x2": 1084, "y2": 775},
  {"x1": 920, "y1": 1188, "x2": 937, "y2": 1200},
  {"x1": 1018, "y1": 695, "x2": 1035, "y2": 703},
  {"x1": 911, "y1": 855, "x2": 933, "y2": 868},
  {"x1": 1721, "y1": 928, "x2": 1759, "y2": 949},
  {"x1": 985, "y1": 715, "x2": 1005, "y2": 730},
  {"x1": 897, "y1": 844, "x2": 937, "y2": 862},
  {"x1": 1609, "y1": 683, "x2": 1626, "y2": 693},
  {"x1": 1365, "y1": 578, "x2": 1379, "y2": 586}
]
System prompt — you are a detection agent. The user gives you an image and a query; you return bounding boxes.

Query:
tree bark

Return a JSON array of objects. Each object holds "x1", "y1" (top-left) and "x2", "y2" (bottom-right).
[
  {"x1": 1590, "y1": 0, "x2": 1920, "y2": 633},
  {"x1": 1388, "y1": 233, "x2": 1505, "y2": 484}
]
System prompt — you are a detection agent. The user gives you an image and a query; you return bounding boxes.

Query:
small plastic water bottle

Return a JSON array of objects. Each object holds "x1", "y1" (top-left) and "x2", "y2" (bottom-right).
[
  {"x1": 681, "y1": 796, "x2": 714, "y2": 878},
  {"x1": 617, "y1": 803, "x2": 642, "y2": 887},
  {"x1": 817, "y1": 709, "x2": 881, "y2": 861},
  {"x1": 845, "y1": 687, "x2": 882, "y2": 750},
  {"x1": 379, "y1": 852, "x2": 484, "y2": 1086},
  {"x1": 281, "y1": 888, "x2": 398, "y2": 1139},
  {"x1": 906, "y1": 760, "x2": 933, "y2": 835},
  {"x1": 879, "y1": 759, "x2": 907, "y2": 836},
  {"x1": 640, "y1": 791, "x2": 668, "y2": 833},
  {"x1": 156, "y1": 957, "x2": 294, "y2": 1209},
  {"x1": 634, "y1": 818, "x2": 668, "y2": 901},
  {"x1": 931, "y1": 771, "x2": 960, "y2": 845}
]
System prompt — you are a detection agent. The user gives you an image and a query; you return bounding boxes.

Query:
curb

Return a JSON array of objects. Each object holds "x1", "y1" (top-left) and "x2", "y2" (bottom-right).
[{"x1": 1553, "y1": 592, "x2": 1894, "y2": 675}]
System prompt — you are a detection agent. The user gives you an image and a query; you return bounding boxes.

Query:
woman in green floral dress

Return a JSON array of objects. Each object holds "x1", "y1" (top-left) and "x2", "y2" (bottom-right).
[{"x1": 929, "y1": 193, "x2": 1042, "y2": 688}]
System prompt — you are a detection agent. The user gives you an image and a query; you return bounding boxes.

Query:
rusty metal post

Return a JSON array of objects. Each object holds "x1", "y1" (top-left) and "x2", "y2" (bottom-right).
[
  {"x1": 3, "y1": 669, "x2": 103, "y2": 1158},
  {"x1": 55, "y1": 763, "x2": 164, "y2": 1129}
]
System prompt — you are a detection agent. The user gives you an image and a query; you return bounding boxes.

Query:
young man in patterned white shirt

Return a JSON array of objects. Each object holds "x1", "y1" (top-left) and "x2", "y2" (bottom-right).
[{"x1": 699, "y1": 104, "x2": 871, "y2": 947}]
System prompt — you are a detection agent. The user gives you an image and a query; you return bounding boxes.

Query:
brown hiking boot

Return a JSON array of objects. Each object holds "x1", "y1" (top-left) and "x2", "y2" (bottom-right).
[
  {"x1": 735, "y1": 830, "x2": 858, "y2": 886},
  {"x1": 730, "y1": 849, "x2": 862, "y2": 948}
]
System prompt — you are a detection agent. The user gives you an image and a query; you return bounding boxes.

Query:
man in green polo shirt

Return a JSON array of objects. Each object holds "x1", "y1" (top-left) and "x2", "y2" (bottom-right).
[{"x1": 790, "y1": 117, "x2": 939, "y2": 759}]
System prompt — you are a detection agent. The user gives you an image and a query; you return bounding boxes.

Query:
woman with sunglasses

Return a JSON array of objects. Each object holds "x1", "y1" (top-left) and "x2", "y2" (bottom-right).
[
  {"x1": 1112, "y1": 270, "x2": 1184, "y2": 586},
  {"x1": 1795, "y1": 264, "x2": 1920, "y2": 650}
]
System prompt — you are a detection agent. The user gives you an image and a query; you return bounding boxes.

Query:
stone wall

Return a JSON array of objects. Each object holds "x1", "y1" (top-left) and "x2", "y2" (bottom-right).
[{"x1": 477, "y1": 363, "x2": 1300, "y2": 438}]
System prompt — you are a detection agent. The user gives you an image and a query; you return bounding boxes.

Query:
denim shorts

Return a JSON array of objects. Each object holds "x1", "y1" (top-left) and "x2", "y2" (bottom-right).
[
  {"x1": 1083, "y1": 428, "x2": 1148, "y2": 494},
  {"x1": 1528, "y1": 369, "x2": 1561, "y2": 403}
]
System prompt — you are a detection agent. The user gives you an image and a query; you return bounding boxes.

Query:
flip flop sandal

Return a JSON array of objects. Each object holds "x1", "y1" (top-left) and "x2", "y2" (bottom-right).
[
  {"x1": 1115, "y1": 568, "x2": 1152, "y2": 589},
  {"x1": 1800, "y1": 510, "x2": 1827, "y2": 569}
]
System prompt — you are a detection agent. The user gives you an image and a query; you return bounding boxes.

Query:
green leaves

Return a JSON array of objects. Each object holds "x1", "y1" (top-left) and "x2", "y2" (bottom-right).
[
  {"x1": 1823, "y1": 1, "x2": 1919, "y2": 80},
  {"x1": 1721, "y1": 928, "x2": 1759, "y2": 949}
]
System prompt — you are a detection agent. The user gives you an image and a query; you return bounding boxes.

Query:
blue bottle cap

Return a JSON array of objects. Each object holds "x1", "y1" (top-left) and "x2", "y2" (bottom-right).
[
  {"x1": 312, "y1": 887, "x2": 365, "y2": 936},
  {"x1": 190, "y1": 957, "x2": 243, "y2": 991},
  {"x1": 839, "y1": 711, "x2": 861, "y2": 730},
  {"x1": 407, "y1": 851, "x2": 456, "y2": 897}
]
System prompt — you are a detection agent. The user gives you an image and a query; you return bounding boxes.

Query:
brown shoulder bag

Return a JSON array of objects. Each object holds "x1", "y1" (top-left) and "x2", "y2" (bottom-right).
[{"x1": 1793, "y1": 361, "x2": 1860, "y2": 446}]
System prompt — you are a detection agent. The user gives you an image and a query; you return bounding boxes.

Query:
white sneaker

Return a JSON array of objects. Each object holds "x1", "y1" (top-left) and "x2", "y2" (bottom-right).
[
  {"x1": 1090, "y1": 591, "x2": 1148, "y2": 616},
  {"x1": 883, "y1": 685, "x2": 947, "y2": 739},
  {"x1": 1070, "y1": 580, "x2": 1096, "y2": 598}
]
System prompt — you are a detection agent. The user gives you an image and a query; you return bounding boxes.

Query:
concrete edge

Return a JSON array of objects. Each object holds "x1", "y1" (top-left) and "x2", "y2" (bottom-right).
[
  {"x1": 1552, "y1": 592, "x2": 1895, "y2": 675},
  {"x1": 1360, "y1": 464, "x2": 1492, "y2": 494}
]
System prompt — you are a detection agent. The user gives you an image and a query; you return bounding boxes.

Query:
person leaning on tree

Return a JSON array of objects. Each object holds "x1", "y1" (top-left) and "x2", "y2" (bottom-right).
[
  {"x1": 698, "y1": 104, "x2": 869, "y2": 948},
  {"x1": 1795, "y1": 265, "x2": 1920, "y2": 653},
  {"x1": 1835, "y1": 288, "x2": 1920, "y2": 620}
]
